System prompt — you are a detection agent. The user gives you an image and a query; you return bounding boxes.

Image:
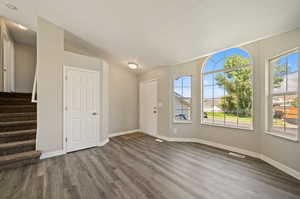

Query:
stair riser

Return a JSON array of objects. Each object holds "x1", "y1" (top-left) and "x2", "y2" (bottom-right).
[
  {"x1": 0, "y1": 145, "x2": 35, "y2": 156},
  {"x1": 0, "y1": 107, "x2": 36, "y2": 113},
  {"x1": 0, "y1": 134, "x2": 36, "y2": 144},
  {"x1": 0, "y1": 158, "x2": 39, "y2": 171},
  {"x1": 0, "y1": 115, "x2": 36, "y2": 122},
  {"x1": 0, "y1": 100, "x2": 33, "y2": 105},
  {"x1": 0, "y1": 124, "x2": 37, "y2": 132}
]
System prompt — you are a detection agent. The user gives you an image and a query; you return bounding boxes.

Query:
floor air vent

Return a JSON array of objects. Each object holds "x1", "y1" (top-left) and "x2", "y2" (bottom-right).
[{"x1": 228, "y1": 152, "x2": 246, "y2": 159}]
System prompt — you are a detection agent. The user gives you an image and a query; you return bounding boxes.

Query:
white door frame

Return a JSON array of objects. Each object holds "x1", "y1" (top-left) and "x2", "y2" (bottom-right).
[
  {"x1": 139, "y1": 79, "x2": 158, "y2": 136},
  {"x1": 63, "y1": 66, "x2": 101, "y2": 153}
]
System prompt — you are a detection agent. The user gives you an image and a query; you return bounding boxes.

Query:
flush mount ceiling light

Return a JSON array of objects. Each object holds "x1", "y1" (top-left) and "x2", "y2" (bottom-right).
[
  {"x1": 128, "y1": 62, "x2": 138, "y2": 69},
  {"x1": 17, "y1": 24, "x2": 28, "y2": 30},
  {"x1": 5, "y1": 3, "x2": 18, "y2": 10}
]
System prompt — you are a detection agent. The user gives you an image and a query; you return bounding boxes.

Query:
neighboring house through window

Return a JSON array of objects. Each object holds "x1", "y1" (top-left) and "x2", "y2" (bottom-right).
[
  {"x1": 267, "y1": 50, "x2": 299, "y2": 140},
  {"x1": 201, "y1": 48, "x2": 253, "y2": 129},
  {"x1": 173, "y1": 76, "x2": 192, "y2": 122}
]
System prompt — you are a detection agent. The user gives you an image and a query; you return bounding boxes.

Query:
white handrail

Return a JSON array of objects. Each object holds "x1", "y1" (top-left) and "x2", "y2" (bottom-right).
[{"x1": 31, "y1": 66, "x2": 37, "y2": 103}]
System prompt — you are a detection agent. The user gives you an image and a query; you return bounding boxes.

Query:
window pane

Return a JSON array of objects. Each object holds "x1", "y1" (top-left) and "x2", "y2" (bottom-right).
[
  {"x1": 203, "y1": 98, "x2": 213, "y2": 124},
  {"x1": 238, "y1": 110, "x2": 252, "y2": 129},
  {"x1": 214, "y1": 58, "x2": 225, "y2": 71},
  {"x1": 203, "y1": 74, "x2": 213, "y2": 86},
  {"x1": 284, "y1": 95, "x2": 298, "y2": 136},
  {"x1": 174, "y1": 76, "x2": 192, "y2": 121},
  {"x1": 272, "y1": 57, "x2": 287, "y2": 94},
  {"x1": 272, "y1": 95, "x2": 285, "y2": 133},
  {"x1": 224, "y1": 98, "x2": 238, "y2": 128},
  {"x1": 203, "y1": 86, "x2": 213, "y2": 99},
  {"x1": 213, "y1": 98, "x2": 225, "y2": 125},
  {"x1": 214, "y1": 72, "x2": 225, "y2": 86},
  {"x1": 287, "y1": 53, "x2": 298, "y2": 92},
  {"x1": 202, "y1": 48, "x2": 252, "y2": 129},
  {"x1": 204, "y1": 59, "x2": 215, "y2": 73}
]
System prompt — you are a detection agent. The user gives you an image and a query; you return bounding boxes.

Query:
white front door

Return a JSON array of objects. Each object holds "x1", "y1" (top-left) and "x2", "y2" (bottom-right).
[
  {"x1": 64, "y1": 66, "x2": 100, "y2": 153},
  {"x1": 139, "y1": 80, "x2": 158, "y2": 136}
]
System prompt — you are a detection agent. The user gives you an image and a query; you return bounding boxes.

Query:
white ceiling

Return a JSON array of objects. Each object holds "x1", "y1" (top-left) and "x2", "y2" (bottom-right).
[{"x1": 1, "y1": 0, "x2": 300, "y2": 70}]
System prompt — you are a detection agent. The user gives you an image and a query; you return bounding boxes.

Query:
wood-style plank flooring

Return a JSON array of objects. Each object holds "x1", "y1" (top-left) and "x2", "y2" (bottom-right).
[{"x1": 0, "y1": 134, "x2": 300, "y2": 199}]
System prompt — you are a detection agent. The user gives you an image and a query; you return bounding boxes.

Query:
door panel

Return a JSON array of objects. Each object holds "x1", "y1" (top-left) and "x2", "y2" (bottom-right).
[
  {"x1": 65, "y1": 67, "x2": 100, "y2": 153},
  {"x1": 139, "y1": 80, "x2": 158, "y2": 136}
]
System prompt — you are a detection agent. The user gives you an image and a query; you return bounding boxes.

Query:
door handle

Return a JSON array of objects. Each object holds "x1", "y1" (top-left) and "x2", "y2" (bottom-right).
[{"x1": 92, "y1": 112, "x2": 98, "y2": 115}]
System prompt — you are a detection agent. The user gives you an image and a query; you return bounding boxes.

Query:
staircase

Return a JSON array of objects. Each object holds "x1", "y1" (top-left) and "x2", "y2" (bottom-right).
[{"x1": 0, "y1": 92, "x2": 41, "y2": 170}]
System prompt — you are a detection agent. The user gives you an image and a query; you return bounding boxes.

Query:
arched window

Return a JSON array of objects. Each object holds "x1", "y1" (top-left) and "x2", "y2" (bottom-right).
[{"x1": 201, "y1": 48, "x2": 253, "y2": 129}]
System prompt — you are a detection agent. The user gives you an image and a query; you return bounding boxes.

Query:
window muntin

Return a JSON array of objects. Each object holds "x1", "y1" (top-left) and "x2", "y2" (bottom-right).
[
  {"x1": 173, "y1": 76, "x2": 192, "y2": 121},
  {"x1": 202, "y1": 48, "x2": 253, "y2": 129},
  {"x1": 269, "y1": 51, "x2": 299, "y2": 139}
]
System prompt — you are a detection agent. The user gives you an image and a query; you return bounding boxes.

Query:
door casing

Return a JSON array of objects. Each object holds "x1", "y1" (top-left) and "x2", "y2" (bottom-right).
[{"x1": 63, "y1": 66, "x2": 101, "y2": 153}]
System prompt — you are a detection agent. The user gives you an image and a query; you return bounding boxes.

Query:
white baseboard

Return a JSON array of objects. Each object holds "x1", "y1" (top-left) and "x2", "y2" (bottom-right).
[
  {"x1": 154, "y1": 135, "x2": 260, "y2": 158},
  {"x1": 40, "y1": 150, "x2": 65, "y2": 160},
  {"x1": 109, "y1": 129, "x2": 140, "y2": 138},
  {"x1": 261, "y1": 155, "x2": 300, "y2": 180},
  {"x1": 98, "y1": 138, "x2": 109, "y2": 146},
  {"x1": 154, "y1": 134, "x2": 300, "y2": 180}
]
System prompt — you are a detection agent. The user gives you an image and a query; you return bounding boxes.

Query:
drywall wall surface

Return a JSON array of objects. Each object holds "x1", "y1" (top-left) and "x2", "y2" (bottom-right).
[
  {"x1": 259, "y1": 28, "x2": 300, "y2": 172},
  {"x1": 109, "y1": 65, "x2": 139, "y2": 133},
  {"x1": 15, "y1": 42, "x2": 36, "y2": 93},
  {"x1": 65, "y1": 32, "x2": 139, "y2": 134},
  {"x1": 36, "y1": 17, "x2": 64, "y2": 153}
]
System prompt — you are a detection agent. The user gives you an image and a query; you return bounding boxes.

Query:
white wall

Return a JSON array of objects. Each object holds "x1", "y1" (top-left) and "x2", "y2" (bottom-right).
[
  {"x1": 259, "y1": 28, "x2": 300, "y2": 172},
  {"x1": 109, "y1": 65, "x2": 138, "y2": 133},
  {"x1": 64, "y1": 30, "x2": 139, "y2": 135},
  {"x1": 14, "y1": 42, "x2": 36, "y2": 93},
  {"x1": 37, "y1": 18, "x2": 139, "y2": 154},
  {"x1": 36, "y1": 17, "x2": 64, "y2": 153},
  {"x1": 139, "y1": 27, "x2": 300, "y2": 173}
]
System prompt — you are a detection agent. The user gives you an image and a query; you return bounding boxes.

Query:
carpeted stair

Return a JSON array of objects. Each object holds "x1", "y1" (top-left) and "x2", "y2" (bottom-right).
[{"x1": 0, "y1": 92, "x2": 40, "y2": 170}]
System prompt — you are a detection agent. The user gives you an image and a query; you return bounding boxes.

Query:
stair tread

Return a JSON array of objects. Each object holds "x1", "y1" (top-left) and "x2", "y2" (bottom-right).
[
  {"x1": 0, "y1": 151, "x2": 41, "y2": 163},
  {"x1": 0, "y1": 104, "x2": 36, "y2": 108},
  {"x1": 0, "y1": 139, "x2": 35, "y2": 149},
  {"x1": 0, "y1": 129, "x2": 36, "y2": 137},
  {"x1": 0, "y1": 112, "x2": 36, "y2": 117},
  {"x1": 0, "y1": 120, "x2": 37, "y2": 126}
]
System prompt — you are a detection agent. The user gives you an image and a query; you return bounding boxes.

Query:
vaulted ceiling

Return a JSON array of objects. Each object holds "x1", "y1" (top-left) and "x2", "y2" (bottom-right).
[{"x1": 1, "y1": 0, "x2": 300, "y2": 70}]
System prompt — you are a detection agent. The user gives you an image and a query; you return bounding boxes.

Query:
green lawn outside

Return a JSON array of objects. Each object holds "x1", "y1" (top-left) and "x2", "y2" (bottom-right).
[
  {"x1": 205, "y1": 112, "x2": 296, "y2": 128},
  {"x1": 205, "y1": 112, "x2": 252, "y2": 123}
]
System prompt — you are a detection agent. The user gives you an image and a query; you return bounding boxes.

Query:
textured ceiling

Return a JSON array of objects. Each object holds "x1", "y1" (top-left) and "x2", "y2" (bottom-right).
[{"x1": 1, "y1": 0, "x2": 300, "y2": 70}]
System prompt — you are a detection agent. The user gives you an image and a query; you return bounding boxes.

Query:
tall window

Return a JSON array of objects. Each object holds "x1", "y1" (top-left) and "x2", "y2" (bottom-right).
[
  {"x1": 173, "y1": 76, "x2": 192, "y2": 121},
  {"x1": 268, "y1": 50, "x2": 299, "y2": 140},
  {"x1": 202, "y1": 48, "x2": 253, "y2": 129}
]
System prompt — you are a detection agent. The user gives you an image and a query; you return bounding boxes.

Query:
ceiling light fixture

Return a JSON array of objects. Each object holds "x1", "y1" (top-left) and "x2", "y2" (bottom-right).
[
  {"x1": 17, "y1": 24, "x2": 28, "y2": 30},
  {"x1": 5, "y1": 3, "x2": 18, "y2": 11},
  {"x1": 128, "y1": 62, "x2": 138, "y2": 69}
]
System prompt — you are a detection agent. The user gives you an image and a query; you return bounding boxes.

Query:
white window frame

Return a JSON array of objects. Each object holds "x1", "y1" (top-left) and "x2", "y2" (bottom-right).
[
  {"x1": 201, "y1": 50, "x2": 254, "y2": 130},
  {"x1": 265, "y1": 48, "x2": 299, "y2": 142},
  {"x1": 172, "y1": 75, "x2": 193, "y2": 124}
]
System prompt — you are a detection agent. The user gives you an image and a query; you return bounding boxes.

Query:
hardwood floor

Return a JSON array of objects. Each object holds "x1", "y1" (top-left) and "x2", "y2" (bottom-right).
[{"x1": 0, "y1": 134, "x2": 299, "y2": 199}]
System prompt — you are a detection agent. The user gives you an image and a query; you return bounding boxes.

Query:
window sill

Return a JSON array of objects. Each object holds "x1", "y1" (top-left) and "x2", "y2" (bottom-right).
[
  {"x1": 265, "y1": 131, "x2": 299, "y2": 142},
  {"x1": 173, "y1": 121, "x2": 193, "y2": 124},
  {"x1": 201, "y1": 123, "x2": 254, "y2": 132}
]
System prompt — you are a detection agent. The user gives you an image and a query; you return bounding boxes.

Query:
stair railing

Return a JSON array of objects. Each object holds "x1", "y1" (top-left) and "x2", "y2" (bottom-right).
[{"x1": 31, "y1": 66, "x2": 37, "y2": 103}]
